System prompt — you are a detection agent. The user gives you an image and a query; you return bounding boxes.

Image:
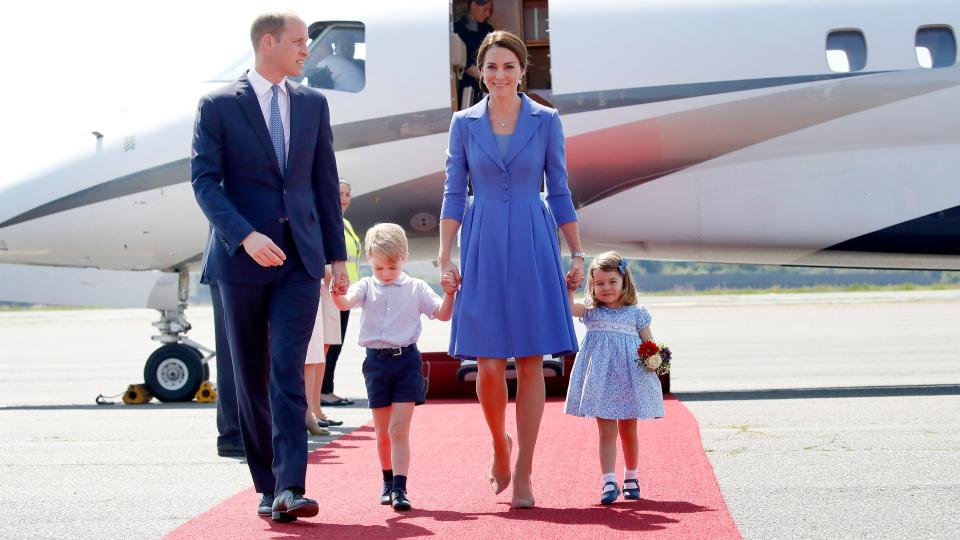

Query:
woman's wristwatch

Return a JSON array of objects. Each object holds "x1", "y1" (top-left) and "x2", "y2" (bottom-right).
[{"x1": 571, "y1": 251, "x2": 586, "y2": 260}]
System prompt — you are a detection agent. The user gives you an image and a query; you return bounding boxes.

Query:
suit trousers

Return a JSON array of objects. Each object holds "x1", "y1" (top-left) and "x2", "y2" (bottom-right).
[
  {"x1": 218, "y1": 225, "x2": 320, "y2": 494},
  {"x1": 210, "y1": 280, "x2": 242, "y2": 448}
]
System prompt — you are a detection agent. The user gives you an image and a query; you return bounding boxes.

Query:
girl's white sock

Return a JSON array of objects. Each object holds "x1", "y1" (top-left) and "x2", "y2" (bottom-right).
[
  {"x1": 601, "y1": 472, "x2": 617, "y2": 492},
  {"x1": 624, "y1": 468, "x2": 639, "y2": 482}
]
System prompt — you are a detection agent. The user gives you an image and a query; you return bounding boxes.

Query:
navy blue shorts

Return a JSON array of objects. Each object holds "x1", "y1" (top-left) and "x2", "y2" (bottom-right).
[{"x1": 362, "y1": 345, "x2": 425, "y2": 409}]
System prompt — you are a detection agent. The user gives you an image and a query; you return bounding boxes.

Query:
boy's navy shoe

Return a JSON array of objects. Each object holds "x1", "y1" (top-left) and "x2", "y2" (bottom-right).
[
  {"x1": 391, "y1": 489, "x2": 412, "y2": 511},
  {"x1": 380, "y1": 482, "x2": 392, "y2": 505}
]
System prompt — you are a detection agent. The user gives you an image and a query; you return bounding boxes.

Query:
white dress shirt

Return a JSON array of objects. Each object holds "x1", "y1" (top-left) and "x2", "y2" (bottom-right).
[
  {"x1": 247, "y1": 68, "x2": 290, "y2": 159},
  {"x1": 350, "y1": 273, "x2": 443, "y2": 349}
]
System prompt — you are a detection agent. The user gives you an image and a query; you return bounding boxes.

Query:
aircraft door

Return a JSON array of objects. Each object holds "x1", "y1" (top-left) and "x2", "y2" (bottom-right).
[
  {"x1": 520, "y1": 1, "x2": 552, "y2": 105},
  {"x1": 451, "y1": 0, "x2": 555, "y2": 109}
]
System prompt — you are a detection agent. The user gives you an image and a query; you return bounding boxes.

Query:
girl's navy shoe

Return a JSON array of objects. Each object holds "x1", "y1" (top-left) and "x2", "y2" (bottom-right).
[
  {"x1": 623, "y1": 479, "x2": 641, "y2": 500},
  {"x1": 600, "y1": 481, "x2": 621, "y2": 505}
]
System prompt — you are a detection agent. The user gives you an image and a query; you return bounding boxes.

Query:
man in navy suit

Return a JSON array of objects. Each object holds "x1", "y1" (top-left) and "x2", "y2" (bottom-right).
[{"x1": 191, "y1": 11, "x2": 348, "y2": 522}]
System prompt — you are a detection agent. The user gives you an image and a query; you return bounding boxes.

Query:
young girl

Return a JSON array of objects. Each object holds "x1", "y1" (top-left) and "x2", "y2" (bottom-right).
[{"x1": 564, "y1": 251, "x2": 664, "y2": 505}]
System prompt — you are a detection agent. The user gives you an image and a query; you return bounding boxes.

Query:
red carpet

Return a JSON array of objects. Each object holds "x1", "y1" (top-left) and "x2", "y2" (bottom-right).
[{"x1": 167, "y1": 396, "x2": 739, "y2": 539}]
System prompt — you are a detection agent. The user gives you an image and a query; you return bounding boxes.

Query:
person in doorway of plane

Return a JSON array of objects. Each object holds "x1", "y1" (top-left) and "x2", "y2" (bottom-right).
[
  {"x1": 438, "y1": 30, "x2": 585, "y2": 508},
  {"x1": 454, "y1": 0, "x2": 494, "y2": 108}
]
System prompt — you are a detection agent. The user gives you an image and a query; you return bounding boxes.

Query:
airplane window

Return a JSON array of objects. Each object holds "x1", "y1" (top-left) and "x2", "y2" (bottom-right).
[
  {"x1": 915, "y1": 26, "x2": 957, "y2": 68},
  {"x1": 826, "y1": 30, "x2": 867, "y2": 72},
  {"x1": 296, "y1": 24, "x2": 366, "y2": 92}
]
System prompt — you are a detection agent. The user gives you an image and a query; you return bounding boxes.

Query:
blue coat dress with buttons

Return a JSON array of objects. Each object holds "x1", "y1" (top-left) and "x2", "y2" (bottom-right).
[{"x1": 441, "y1": 94, "x2": 579, "y2": 360}]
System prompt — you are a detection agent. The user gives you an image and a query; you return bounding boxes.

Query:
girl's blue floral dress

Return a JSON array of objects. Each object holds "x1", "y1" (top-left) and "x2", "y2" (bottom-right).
[{"x1": 564, "y1": 304, "x2": 664, "y2": 420}]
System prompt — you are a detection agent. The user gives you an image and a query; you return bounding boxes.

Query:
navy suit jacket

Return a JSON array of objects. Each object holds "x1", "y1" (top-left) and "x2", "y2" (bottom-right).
[{"x1": 191, "y1": 74, "x2": 346, "y2": 284}]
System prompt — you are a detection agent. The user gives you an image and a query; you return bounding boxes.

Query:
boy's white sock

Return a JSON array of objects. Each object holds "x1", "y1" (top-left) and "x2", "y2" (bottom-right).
[
  {"x1": 601, "y1": 472, "x2": 617, "y2": 492},
  {"x1": 624, "y1": 469, "x2": 639, "y2": 482}
]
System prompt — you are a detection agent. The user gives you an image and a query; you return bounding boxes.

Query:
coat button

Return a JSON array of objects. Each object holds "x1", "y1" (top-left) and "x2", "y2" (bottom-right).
[
  {"x1": 500, "y1": 183, "x2": 508, "y2": 190},
  {"x1": 283, "y1": 188, "x2": 288, "y2": 194},
  {"x1": 278, "y1": 217, "x2": 287, "y2": 223},
  {"x1": 500, "y1": 194, "x2": 509, "y2": 202}
]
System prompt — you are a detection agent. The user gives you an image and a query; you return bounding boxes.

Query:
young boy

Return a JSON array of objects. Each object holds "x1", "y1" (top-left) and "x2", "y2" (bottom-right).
[{"x1": 331, "y1": 223, "x2": 457, "y2": 511}]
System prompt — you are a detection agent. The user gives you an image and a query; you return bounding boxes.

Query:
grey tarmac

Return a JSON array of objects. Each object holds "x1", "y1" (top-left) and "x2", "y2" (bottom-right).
[{"x1": 0, "y1": 290, "x2": 957, "y2": 539}]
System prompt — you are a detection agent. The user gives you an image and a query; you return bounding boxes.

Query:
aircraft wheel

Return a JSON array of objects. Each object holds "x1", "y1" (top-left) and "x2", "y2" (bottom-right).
[{"x1": 144, "y1": 344, "x2": 204, "y2": 402}]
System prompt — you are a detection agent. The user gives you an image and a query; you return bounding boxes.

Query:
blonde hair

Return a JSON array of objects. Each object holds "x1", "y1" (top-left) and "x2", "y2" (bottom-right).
[
  {"x1": 364, "y1": 223, "x2": 408, "y2": 263},
  {"x1": 585, "y1": 251, "x2": 638, "y2": 308}
]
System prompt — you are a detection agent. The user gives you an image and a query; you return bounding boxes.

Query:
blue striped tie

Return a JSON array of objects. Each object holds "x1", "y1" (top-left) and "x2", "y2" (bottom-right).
[{"x1": 269, "y1": 85, "x2": 286, "y2": 177}]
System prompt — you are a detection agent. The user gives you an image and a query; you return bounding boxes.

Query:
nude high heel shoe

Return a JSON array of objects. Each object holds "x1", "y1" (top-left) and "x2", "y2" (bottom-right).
[
  {"x1": 488, "y1": 433, "x2": 512, "y2": 494},
  {"x1": 306, "y1": 414, "x2": 331, "y2": 436}
]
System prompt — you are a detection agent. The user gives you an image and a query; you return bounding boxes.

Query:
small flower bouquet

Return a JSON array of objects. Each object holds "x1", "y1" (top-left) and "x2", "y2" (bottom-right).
[{"x1": 636, "y1": 340, "x2": 672, "y2": 375}]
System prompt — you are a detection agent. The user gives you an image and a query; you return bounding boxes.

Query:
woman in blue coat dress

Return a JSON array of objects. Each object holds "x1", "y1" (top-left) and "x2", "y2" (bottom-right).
[{"x1": 438, "y1": 31, "x2": 586, "y2": 508}]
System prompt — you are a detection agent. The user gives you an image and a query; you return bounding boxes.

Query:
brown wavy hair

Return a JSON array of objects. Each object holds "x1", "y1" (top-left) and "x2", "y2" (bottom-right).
[
  {"x1": 586, "y1": 251, "x2": 638, "y2": 308},
  {"x1": 475, "y1": 30, "x2": 528, "y2": 93}
]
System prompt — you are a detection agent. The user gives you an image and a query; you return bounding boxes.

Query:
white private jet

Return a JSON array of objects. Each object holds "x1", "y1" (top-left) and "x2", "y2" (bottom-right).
[{"x1": 1, "y1": 0, "x2": 958, "y2": 400}]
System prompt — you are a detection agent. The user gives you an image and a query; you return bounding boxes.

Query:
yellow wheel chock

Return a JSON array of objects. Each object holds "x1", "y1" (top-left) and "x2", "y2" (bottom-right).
[
  {"x1": 122, "y1": 384, "x2": 153, "y2": 404},
  {"x1": 194, "y1": 381, "x2": 218, "y2": 403}
]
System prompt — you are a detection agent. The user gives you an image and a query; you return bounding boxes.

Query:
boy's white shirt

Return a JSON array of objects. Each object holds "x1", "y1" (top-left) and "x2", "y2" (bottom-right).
[{"x1": 349, "y1": 273, "x2": 444, "y2": 348}]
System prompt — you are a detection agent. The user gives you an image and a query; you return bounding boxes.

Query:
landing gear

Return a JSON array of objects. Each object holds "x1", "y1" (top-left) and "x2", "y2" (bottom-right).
[
  {"x1": 144, "y1": 270, "x2": 213, "y2": 402},
  {"x1": 144, "y1": 344, "x2": 205, "y2": 402}
]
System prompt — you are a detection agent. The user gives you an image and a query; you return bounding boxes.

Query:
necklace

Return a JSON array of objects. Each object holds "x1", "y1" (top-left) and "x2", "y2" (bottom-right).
[{"x1": 489, "y1": 98, "x2": 518, "y2": 129}]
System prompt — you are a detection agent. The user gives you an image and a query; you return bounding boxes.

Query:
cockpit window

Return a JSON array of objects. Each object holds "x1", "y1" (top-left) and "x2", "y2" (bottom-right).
[
  {"x1": 209, "y1": 21, "x2": 366, "y2": 93},
  {"x1": 296, "y1": 23, "x2": 366, "y2": 92}
]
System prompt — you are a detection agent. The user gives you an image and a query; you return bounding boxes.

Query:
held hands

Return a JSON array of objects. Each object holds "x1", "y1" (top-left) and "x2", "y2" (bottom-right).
[
  {"x1": 441, "y1": 272, "x2": 460, "y2": 295},
  {"x1": 439, "y1": 259, "x2": 461, "y2": 295},
  {"x1": 242, "y1": 232, "x2": 286, "y2": 267},
  {"x1": 330, "y1": 261, "x2": 350, "y2": 296},
  {"x1": 566, "y1": 257, "x2": 585, "y2": 290}
]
